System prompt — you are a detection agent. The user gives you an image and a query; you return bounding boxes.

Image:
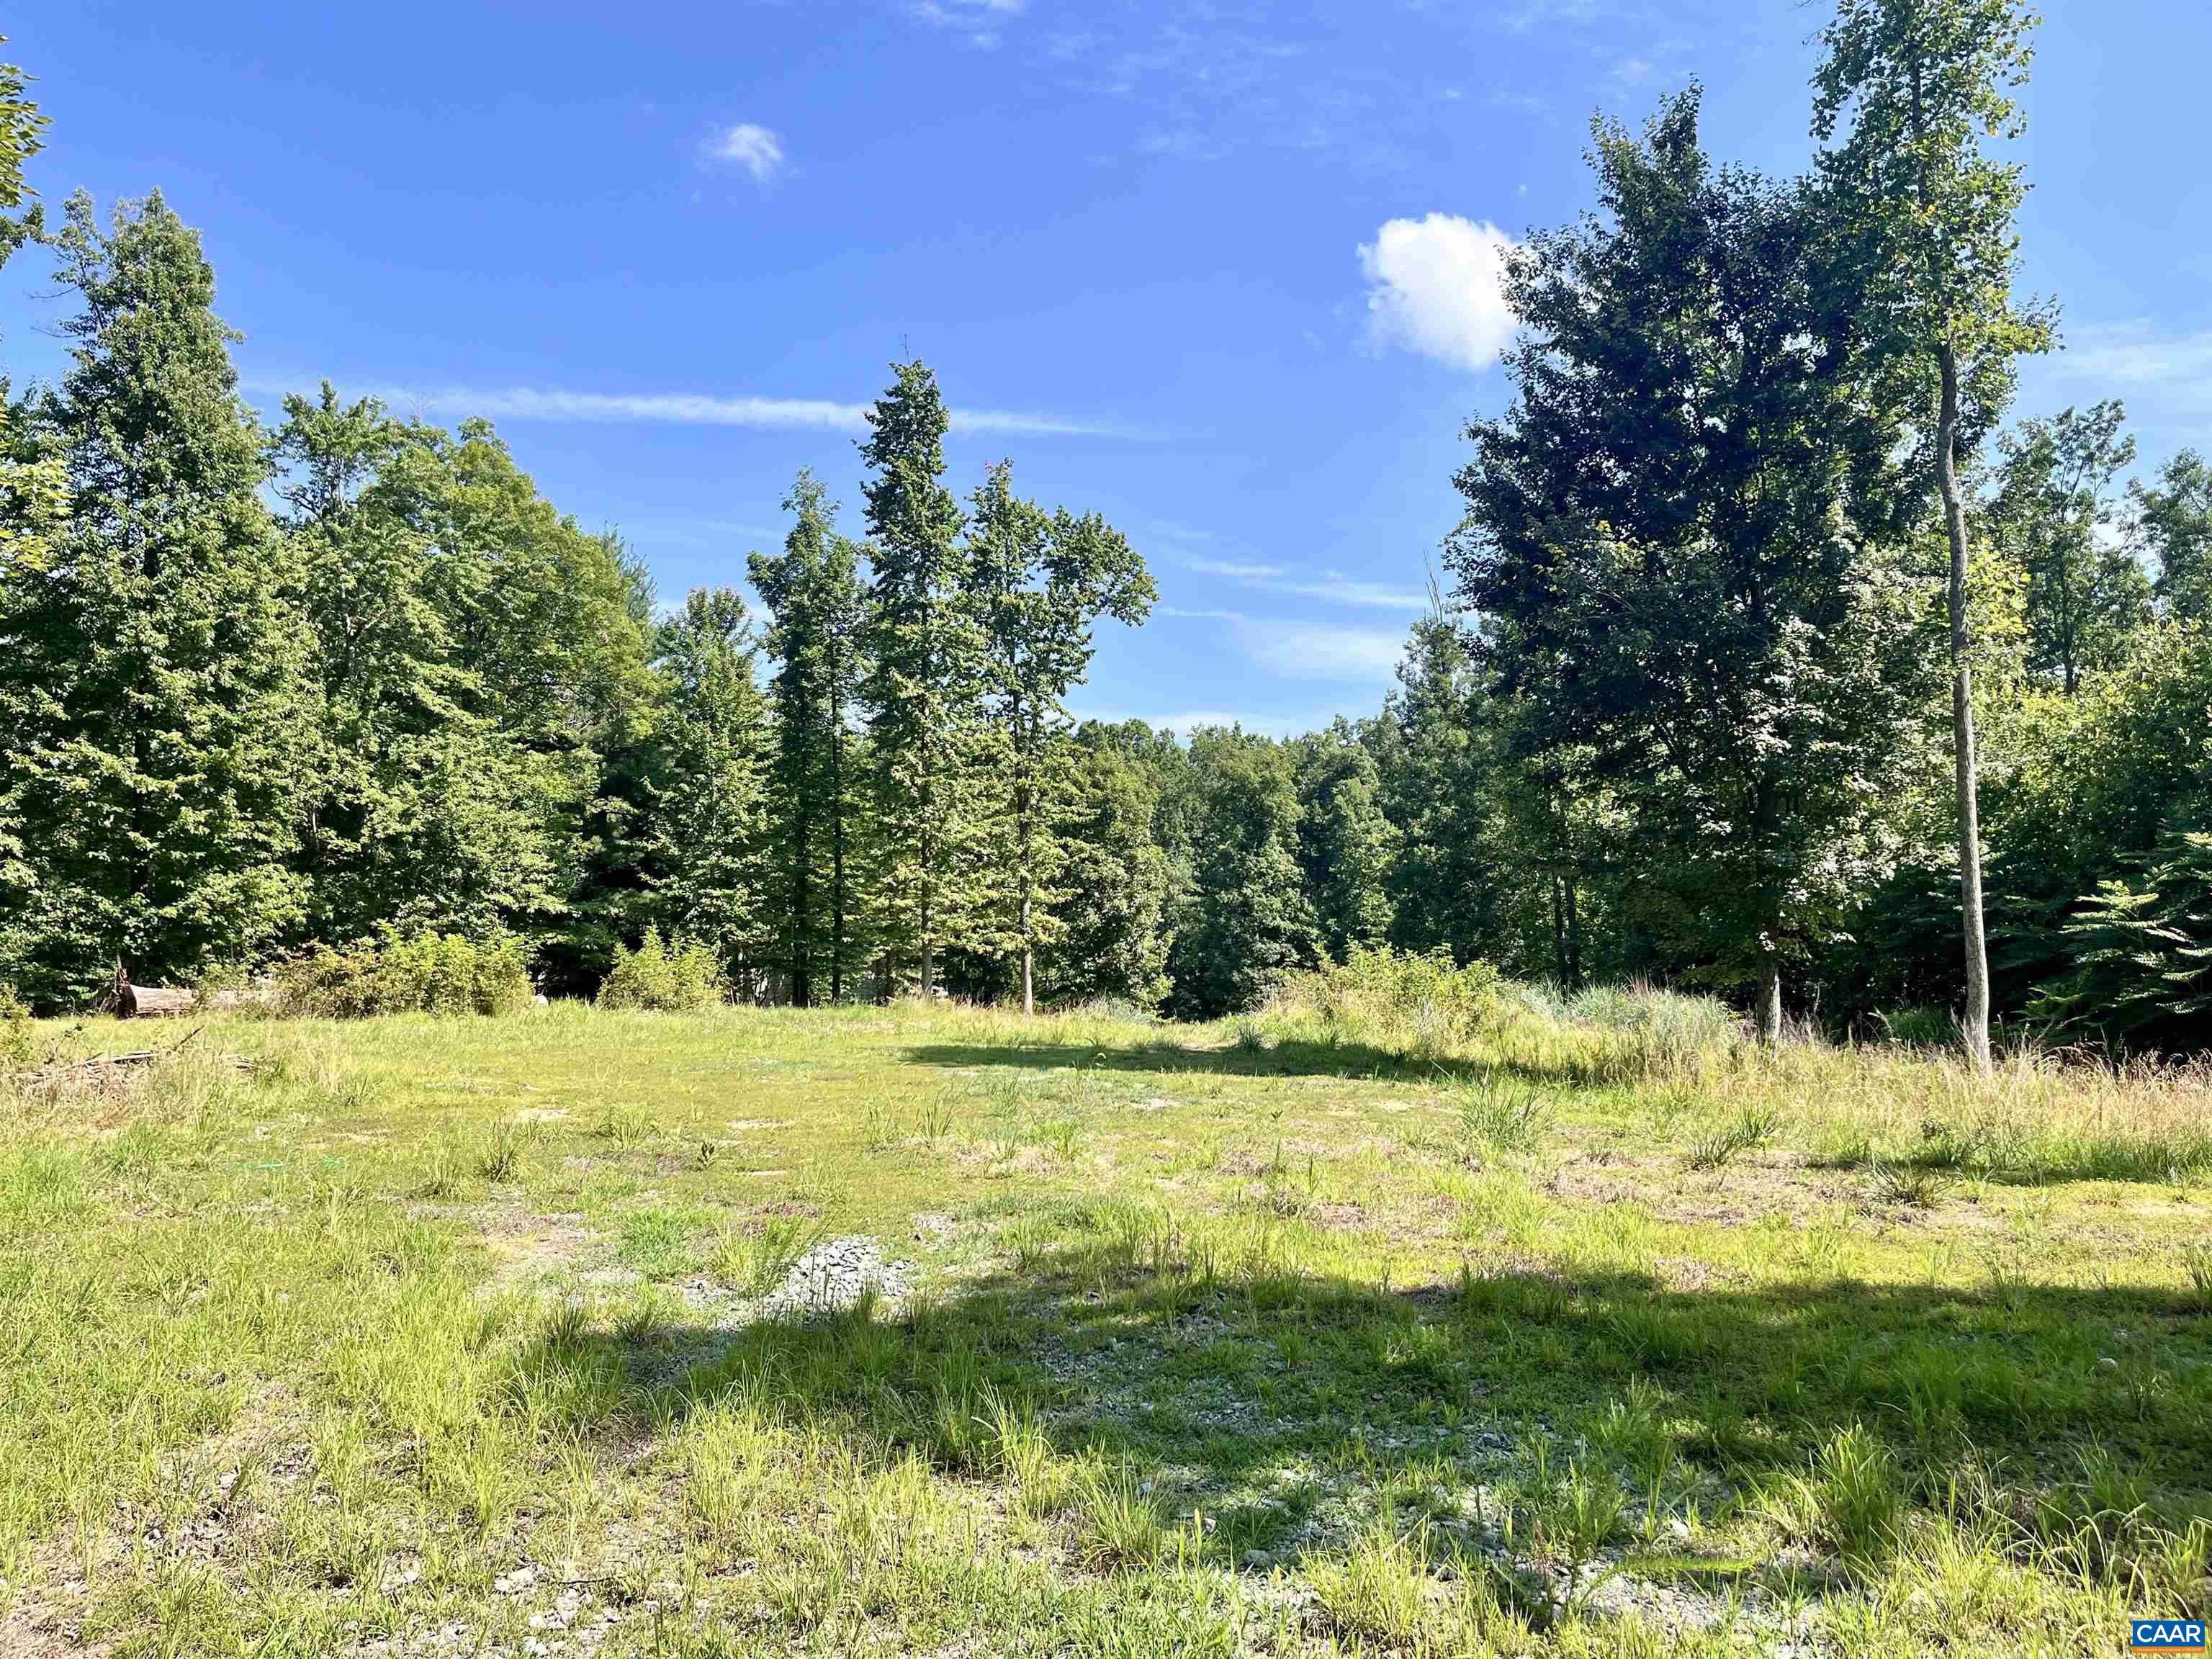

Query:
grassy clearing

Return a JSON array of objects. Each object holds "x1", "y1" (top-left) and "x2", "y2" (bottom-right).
[{"x1": 1, "y1": 992, "x2": 2207, "y2": 1656}]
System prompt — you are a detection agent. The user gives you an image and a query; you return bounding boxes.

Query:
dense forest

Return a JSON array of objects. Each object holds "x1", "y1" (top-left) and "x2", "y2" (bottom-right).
[{"x1": 1, "y1": 4, "x2": 2208, "y2": 1054}]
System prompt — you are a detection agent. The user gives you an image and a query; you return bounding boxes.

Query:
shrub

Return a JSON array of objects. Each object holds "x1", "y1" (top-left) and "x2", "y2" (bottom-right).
[
  {"x1": 1879, "y1": 1005, "x2": 1958, "y2": 1048},
  {"x1": 598, "y1": 928, "x2": 724, "y2": 1012},
  {"x1": 272, "y1": 929, "x2": 534, "y2": 1017},
  {"x1": 1280, "y1": 944, "x2": 1504, "y2": 1055},
  {"x1": 0, "y1": 984, "x2": 32, "y2": 1066},
  {"x1": 2028, "y1": 829, "x2": 2212, "y2": 1056}
]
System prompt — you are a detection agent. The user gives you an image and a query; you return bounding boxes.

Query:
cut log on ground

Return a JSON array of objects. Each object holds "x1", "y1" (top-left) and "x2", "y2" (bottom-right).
[
  {"x1": 109, "y1": 968, "x2": 274, "y2": 1017},
  {"x1": 116, "y1": 981, "x2": 197, "y2": 1018}
]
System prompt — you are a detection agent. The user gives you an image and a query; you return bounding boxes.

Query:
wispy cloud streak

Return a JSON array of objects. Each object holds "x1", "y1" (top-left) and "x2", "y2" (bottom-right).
[
  {"x1": 1159, "y1": 605, "x2": 1411, "y2": 683},
  {"x1": 1185, "y1": 556, "x2": 1428, "y2": 611},
  {"x1": 249, "y1": 382, "x2": 1136, "y2": 439}
]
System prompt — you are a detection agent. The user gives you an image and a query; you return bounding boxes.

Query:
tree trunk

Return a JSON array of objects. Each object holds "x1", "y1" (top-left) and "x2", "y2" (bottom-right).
[
  {"x1": 1550, "y1": 875, "x2": 1567, "y2": 986},
  {"x1": 1938, "y1": 341, "x2": 1994, "y2": 1071},
  {"x1": 790, "y1": 800, "x2": 812, "y2": 1010},
  {"x1": 918, "y1": 832, "x2": 935, "y2": 997},
  {"x1": 1562, "y1": 873, "x2": 1582, "y2": 991},
  {"x1": 1755, "y1": 949, "x2": 1784, "y2": 1046},
  {"x1": 1020, "y1": 902, "x2": 1035, "y2": 1017},
  {"x1": 830, "y1": 682, "x2": 847, "y2": 1005}
]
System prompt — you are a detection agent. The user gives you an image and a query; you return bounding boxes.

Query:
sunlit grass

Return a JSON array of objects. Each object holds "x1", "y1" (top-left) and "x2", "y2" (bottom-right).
[{"x1": 0, "y1": 990, "x2": 2205, "y2": 1654}]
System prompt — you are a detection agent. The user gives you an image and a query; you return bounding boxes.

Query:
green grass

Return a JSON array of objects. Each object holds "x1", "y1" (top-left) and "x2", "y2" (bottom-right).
[{"x1": 1, "y1": 994, "x2": 2208, "y2": 1655}]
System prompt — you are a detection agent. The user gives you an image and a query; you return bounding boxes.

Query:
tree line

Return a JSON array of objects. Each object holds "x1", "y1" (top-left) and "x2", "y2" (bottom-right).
[{"x1": 2, "y1": 3, "x2": 2208, "y2": 1053}]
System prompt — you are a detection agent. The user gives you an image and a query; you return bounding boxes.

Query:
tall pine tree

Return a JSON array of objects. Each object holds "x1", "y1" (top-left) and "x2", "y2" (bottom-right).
[
  {"x1": 750, "y1": 472, "x2": 868, "y2": 1004},
  {"x1": 0, "y1": 194, "x2": 310, "y2": 1002},
  {"x1": 856, "y1": 362, "x2": 991, "y2": 996},
  {"x1": 636, "y1": 588, "x2": 772, "y2": 977}
]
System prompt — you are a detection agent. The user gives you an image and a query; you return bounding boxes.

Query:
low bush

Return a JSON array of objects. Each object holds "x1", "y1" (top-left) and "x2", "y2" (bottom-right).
[
  {"x1": 1279, "y1": 944, "x2": 1504, "y2": 1054},
  {"x1": 598, "y1": 928, "x2": 724, "y2": 1012},
  {"x1": 271, "y1": 930, "x2": 534, "y2": 1017},
  {"x1": 1879, "y1": 1005, "x2": 1958, "y2": 1048},
  {"x1": 0, "y1": 984, "x2": 32, "y2": 1066}
]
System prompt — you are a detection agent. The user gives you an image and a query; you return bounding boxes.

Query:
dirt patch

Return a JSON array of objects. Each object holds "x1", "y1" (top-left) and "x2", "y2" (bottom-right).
[
  {"x1": 1652, "y1": 1254, "x2": 1722, "y2": 1292},
  {"x1": 1308, "y1": 1200, "x2": 1369, "y2": 1230},
  {"x1": 1543, "y1": 1155, "x2": 1861, "y2": 1226},
  {"x1": 0, "y1": 1583, "x2": 107, "y2": 1658},
  {"x1": 477, "y1": 1210, "x2": 591, "y2": 1285}
]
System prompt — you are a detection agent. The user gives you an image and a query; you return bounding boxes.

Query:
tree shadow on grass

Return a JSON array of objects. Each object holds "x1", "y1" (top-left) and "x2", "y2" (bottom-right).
[
  {"x1": 903, "y1": 1039, "x2": 1481, "y2": 1087},
  {"x1": 510, "y1": 1218, "x2": 2212, "y2": 1602},
  {"x1": 905, "y1": 1040, "x2": 2212, "y2": 1187}
]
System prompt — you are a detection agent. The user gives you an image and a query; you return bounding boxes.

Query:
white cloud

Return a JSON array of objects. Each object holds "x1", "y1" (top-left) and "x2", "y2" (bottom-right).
[
  {"x1": 909, "y1": 0, "x2": 1025, "y2": 48},
  {"x1": 1357, "y1": 213, "x2": 1518, "y2": 372},
  {"x1": 1184, "y1": 556, "x2": 1429, "y2": 611},
  {"x1": 1238, "y1": 619, "x2": 1408, "y2": 682},
  {"x1": 267, "y1": 383, "x2": 1128, "y2": 439},
  {"x1": 2051, "y1": 320, "x2": 2212, "y2": 401},
  {"x1": 1161, "y1": 606, "x2": 1409, "y2": 683},
  {"x1": 706, "y1": 122, "x2": 784, "y2": 184},
  {"x1": 1187, "y1": 557, "x2": 1285, "y2": 580}
]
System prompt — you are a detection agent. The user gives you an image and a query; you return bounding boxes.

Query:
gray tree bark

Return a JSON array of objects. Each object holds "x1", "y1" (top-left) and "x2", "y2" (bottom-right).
[{"x1": 1938, "y1": 341, "x2": 1994, "y2": 1071}]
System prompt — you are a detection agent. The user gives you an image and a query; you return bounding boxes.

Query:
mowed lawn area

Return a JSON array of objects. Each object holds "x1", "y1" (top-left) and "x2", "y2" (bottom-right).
[{"x1": 2, "y1": 997, "x2": 2208, "y2": 1657}]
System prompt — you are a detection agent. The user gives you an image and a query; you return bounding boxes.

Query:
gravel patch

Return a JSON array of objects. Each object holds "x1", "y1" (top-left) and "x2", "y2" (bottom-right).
[{"x1": 763, "y1": 1235, "x2": 912, "y2": 1315}]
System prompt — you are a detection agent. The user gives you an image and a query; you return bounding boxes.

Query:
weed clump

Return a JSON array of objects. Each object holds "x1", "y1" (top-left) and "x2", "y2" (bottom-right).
[
  {"x1": 1282, "y1": 945, "x2": 1505, "y2": 1057},
  {"x1": 598, "y1": 927, "x2": 725, "y2": 1011},
  {"x1": 0, "y1": 984, "x2": 32, "y2": 1066},
  {"x1": 271, "y1": 929, "x2": 534, "y2": 1017},
  {"x1": 1769, "y1": 1423, "x2": 1903, "y2": 1560}
]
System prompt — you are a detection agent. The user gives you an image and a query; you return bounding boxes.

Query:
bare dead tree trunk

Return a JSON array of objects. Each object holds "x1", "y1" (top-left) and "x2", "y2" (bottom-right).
[{"x1": 1938, "y1": 341, "x2": 1994, "y2": 1071}]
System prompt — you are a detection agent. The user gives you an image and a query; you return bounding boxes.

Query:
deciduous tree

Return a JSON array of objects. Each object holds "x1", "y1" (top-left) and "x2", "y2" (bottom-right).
[{"x1": 1812, "y1": 0, "x2": 2053, "y2": 1067}]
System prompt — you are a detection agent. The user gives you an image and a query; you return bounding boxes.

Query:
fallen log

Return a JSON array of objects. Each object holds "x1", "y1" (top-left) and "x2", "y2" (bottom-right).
[
  {"x1": 9, "y1": 1029, "x2": 257, "y2": 1089},
  {"x1": 110, "y1": 968, "x2": 274, "y2": 1017},
  {"x1": 117, "y1": 981, "x2": 197, "y2": 1018}
]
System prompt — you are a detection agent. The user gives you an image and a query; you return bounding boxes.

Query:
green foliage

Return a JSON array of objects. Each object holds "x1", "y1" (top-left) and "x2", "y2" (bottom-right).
[
  {"x1": 631, "y1": 589, "x2": 772, "y2": 972},
  {"x1": 1038, "y1": 724, "x2": 1177, "y2": 1011},
  {"x1": 1370, "y1": 616, "x2": 1533, "y2": 969},
  {"x1": 2029, "y1": 831, "x2": 2212, "y2": 1053},
  {"x1": 1164, "y1": 727, "x2": 1321, "y2": 1020},
  {"x1": 1988, "y1": 402, "x2": 2152, "y2": 695},
  {"x1": 858, "y1": 361, "x2": 997, "y2": 991},
  {"x1": 0, "y1": 36, "x2": 45, "y2": 215},
  {"x1": 0, "y1": 193, "x2": 312, "y2": 1005},
  {"x1": 1812, "y1": 0, "x2": 2051, "y2": 387},
  {"x1": 270, "y1": 386, "x2": 649, "y2": 967},
  {"x1": 966, "y1": 460, "x2": 1154, "y2": 1010},
  {"x1": 272, "y1": 930, "x2": 534, "y2": 1018},
  {"x1": 1286, "y1": 943, "x2": 1506, "y2": 1050},
  {"x1": 750, "y1": 471, "x2": 868, "y2": 1004},
  {"x1": 1290, "y1": 722, "x2": 1398, "y2": 962},
  {"x1": 2134, "y1": 449, "x2": 2212, "y2": 625},
  {"x1": 1452, "y1": 91, "x2": 1933, "y2": 1031},
  {"x1": 0, "y1": 983, "x2": 30, "y2": 1066},
  {"x1": 598, "y1": 927, "x2": 726, "y2": 1012}
]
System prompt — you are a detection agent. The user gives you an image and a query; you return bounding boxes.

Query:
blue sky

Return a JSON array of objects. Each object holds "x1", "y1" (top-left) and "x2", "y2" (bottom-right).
[{"x1": 5, "y1": 1, "x2": 2209, "y2": 737}]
